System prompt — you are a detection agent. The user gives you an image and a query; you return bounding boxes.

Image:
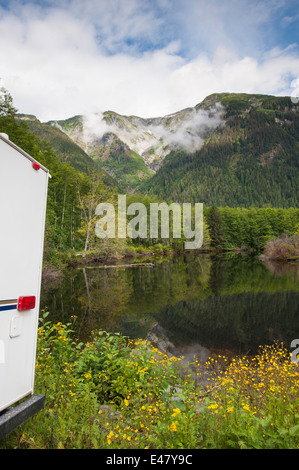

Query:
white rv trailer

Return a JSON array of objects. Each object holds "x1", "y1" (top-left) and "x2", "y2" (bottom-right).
[{"x1": 0, "y1": 133, "x2": 50, "y2": 437}]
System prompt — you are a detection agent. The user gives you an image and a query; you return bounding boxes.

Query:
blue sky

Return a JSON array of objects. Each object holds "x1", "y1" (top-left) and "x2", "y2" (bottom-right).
[{"x1": 0, "y1": 0, "x2": 299, "y2": 121}]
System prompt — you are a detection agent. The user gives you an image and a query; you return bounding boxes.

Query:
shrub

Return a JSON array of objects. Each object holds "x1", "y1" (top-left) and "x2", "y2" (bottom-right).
[{"x1": 263, "y1": 235, "x2": 299, "y2": 260}]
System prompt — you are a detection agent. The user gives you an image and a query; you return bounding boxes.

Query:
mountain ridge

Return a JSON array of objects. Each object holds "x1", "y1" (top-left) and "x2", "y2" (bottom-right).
[
  {"x1": 47, "y1": 95, "x2": 225, "y2": 171},
  {"x1": 18, "y1": 92, "x2": 299, "y2": 206}
]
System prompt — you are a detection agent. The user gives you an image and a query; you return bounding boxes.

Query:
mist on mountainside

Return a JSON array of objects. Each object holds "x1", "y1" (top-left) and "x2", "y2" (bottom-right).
[{"x1": 81, "y1": 102, "x2": 225, "y2": 156}]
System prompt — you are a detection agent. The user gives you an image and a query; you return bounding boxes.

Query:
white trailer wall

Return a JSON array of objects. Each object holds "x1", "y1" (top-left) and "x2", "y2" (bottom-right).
[{"x1": 0, "y1": 135, "x2": 50, "y2": 412}]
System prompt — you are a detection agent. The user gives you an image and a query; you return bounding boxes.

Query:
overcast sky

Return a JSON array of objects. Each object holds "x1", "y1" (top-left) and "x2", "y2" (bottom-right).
[{"x1": 1, "y1": 0, "x2": 299, "y2": 121}]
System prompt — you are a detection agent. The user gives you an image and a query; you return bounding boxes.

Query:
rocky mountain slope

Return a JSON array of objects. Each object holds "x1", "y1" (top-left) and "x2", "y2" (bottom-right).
[{"x1": 48, "y1": 102, "x2": 224, "y2": 171}]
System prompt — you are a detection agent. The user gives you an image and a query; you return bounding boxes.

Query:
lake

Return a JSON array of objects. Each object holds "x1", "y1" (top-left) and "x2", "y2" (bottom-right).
[{"x1": 40, "y1": 253, "x2": 299, "y2": 360}]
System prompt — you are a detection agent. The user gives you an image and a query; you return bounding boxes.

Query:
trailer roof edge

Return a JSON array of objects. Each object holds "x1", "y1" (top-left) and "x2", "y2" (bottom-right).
[{"x1": 0, "y1": 133, "x2": 51, "y2": 176}]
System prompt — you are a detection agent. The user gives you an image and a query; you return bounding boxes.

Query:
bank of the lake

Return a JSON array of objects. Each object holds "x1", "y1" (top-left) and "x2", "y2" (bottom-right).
[{"x1": 0, "y1": 315, "x2": 298, "y2": 449}]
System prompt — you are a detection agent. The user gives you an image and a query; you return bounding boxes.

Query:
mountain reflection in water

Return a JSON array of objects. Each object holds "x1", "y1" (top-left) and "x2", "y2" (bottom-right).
[{"x1": 41, "y1": 253, "x2": 299, "y2": 358}]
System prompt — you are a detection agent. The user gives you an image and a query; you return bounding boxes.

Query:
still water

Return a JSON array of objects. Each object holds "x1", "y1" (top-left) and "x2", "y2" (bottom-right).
[{"x1": 40, "y1": 253, "x2": 299, "y2": 358}]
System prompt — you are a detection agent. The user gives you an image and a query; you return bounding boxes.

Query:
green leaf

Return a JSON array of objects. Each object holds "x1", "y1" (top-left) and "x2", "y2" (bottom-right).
[{"x1": 289, "y1": 424, "x2": 299, "y2": 436}]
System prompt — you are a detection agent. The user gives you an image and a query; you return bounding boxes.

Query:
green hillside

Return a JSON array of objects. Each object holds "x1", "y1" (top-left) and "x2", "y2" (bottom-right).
[
  {"x1": 46, "y1": 115, "x2": 153, "y2": 191},
  {"x1": 16, "y1": 114, "x2": 115, "y2": 187},
  {"x1": 141, "y1": 93, "x2": 299, "y2": 207},
  {"x1": 89, "y1": 133, "x2": 154, "y2": 191}
]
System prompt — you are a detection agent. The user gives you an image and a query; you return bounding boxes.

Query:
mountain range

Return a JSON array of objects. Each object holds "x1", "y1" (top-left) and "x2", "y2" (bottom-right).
[{"x1": 17, "y1": 92, "x2": 299, "y2": 207}]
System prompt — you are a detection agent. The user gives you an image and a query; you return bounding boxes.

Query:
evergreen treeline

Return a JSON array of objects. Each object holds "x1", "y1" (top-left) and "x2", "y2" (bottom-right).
[{"x1": 205, "y1": 206, "x2": 299, "y2": 250}]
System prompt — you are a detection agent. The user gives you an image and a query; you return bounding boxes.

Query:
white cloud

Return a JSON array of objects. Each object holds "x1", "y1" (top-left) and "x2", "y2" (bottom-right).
[
  {"x1": 82, "y1": 113, "x2": 110, "y2": 142},
  {"x1": 290, "y1": 77, "x2": 299, "y2": 103},
  {"x1": 0, "y1": 0, "x2": 299, "y2": 122},
  {"x1": 147, "y1": 104, "x2": 225, "y2": 153}
]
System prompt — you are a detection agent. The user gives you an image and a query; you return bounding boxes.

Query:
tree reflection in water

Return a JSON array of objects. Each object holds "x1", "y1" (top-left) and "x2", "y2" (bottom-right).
[{"x1": 41, "y1": 254, "x2": 299, "y2": 356}]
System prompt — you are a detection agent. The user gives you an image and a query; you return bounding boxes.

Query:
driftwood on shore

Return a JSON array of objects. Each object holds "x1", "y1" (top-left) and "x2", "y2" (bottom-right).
[{"x1": 99, "y1": 262, "x2": 154, "y2": 269}]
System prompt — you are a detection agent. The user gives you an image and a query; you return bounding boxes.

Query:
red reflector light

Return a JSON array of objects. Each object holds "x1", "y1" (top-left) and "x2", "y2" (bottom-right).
[
  {"x1": 17, "y1": 296, "x2": 36, "y2": 311},
  {"x1": 32, "y1": 162, "x2": 40, "y2": 170}
]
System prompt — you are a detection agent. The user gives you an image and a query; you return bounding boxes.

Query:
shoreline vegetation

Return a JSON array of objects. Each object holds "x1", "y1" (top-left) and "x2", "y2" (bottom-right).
[
  {"x1": 42, "y1": 233, "x2": 299, "y2": 285},
  {"x1": 1, "y1": 315, "x2": 298, "y2": 449},
  {"x1": 261, "y1": 234, "x2": 299, "y2": 262}
]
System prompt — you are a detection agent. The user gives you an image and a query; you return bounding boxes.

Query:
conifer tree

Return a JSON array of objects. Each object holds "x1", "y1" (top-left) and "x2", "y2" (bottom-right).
[{"x1": 207, "y1": 206, "x2": 225, "y2": 249}]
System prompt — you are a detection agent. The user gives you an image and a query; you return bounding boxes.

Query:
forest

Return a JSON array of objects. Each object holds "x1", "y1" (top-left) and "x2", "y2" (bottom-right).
[
  {"x1": 141, "y1": 94, "x2": 299, "y2": 208},
  {"x1": 1, "y1": 87, "x2": 299, "y2": 265}
]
